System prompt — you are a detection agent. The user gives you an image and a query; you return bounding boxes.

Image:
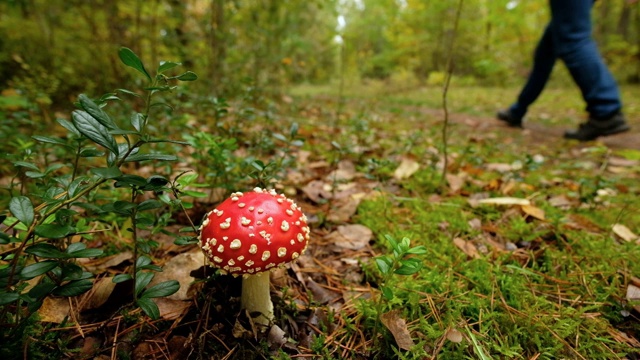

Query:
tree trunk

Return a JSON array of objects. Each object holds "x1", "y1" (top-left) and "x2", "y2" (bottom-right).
[{"x1": 210, "y1": 0, "x2": 226, "y2": 96}]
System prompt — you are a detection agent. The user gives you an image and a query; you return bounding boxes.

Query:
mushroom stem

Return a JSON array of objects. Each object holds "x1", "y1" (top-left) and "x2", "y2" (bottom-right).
[{"x1": 241, "y1": 272, "x2": 274, "y2": 326}]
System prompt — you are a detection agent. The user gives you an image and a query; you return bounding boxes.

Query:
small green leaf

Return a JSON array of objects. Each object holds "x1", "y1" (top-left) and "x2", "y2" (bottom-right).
[
  {"x1": 78, "y1": 94, "x2": 117, "y2": 130},
  {"x1": 67, "y1": 243, "x2": 103, "y2": 258},
  {"x1": 114, "y1": 174, "x2": 147, "y2": 188},
  {"x1": 135, "y1": 271, "x2": 155, "y2": 296},
  {"x1": 32, "y1": 135, "x2": 68, "y2": 146},
  {"x1": 34, "y1": 224, "x2": 75, "y2": 239},
  {"x1": 116, "y1": 88, "x2": 143, "y2": 98},
  {"x1": 118, "y1": 47, "x2": 152, "y2": 81},
  {"x1": 53, "y1": 279, "x2": 94, "y2": 297},
  {"x1": 13, "y1": 161, "x2": 40, "y2": 171},
  {"x1": 124, "y1": 153, "x2": 178, "y2": 162},
  {"x1": 137, "y1": 199, "x2": 163, "y2": 211},
  {"x1": 176, "y1": 71, "x2": 198, "y2": 81},
  {"x1": 25, "y1": 244, "x2": 68, "y2": 259},
  {"x1": 113, "y1": 274, "x2": 133, "y2": 283},
  {"x1": 20, "y1": 261, "x2": 59, "y2": 279},
  {"x1": 136, "y1": 297, "x2": 160, "y2": 320},
  {"x1": 381, "y1": 286, "x2": 394, "y2": 300},
  {"x1": 0, "y1": 291, "x2": 20, "y2": 306},
  {"x1": 375, "y1": 256, "x2": 392, "y2": 275},
  {"x1": 141, "y1": 280, "x2": 180, "y2": 299},
  {"x1": 28, "y1": 282, "x2": 57, "y2": 300},
  {"x1": 10, "y1": 196, "x2": 34, "y2": 227},
  {"x1": 174, "y1": 236, "x2": 198, "y2": 246},
  {"x1": 72, "y1": 110, "x2": 119, "y2": 155},
  {"x1": 158, "y1": 61, "x2": 181, "y2": 73},
  {"x1": 91, "y1": 167, "x2": 123, "y2": 179},
  {"x1": 80, "y1": 148, "x2": 104, "y2": 158},
  {"x1": 131, "y1": 113, "x2": 145, "y2": 132},
  {"x1": 57, "y1": 118, "x2": 82, "y2": 137},
  {"x1": 136, "y1": 255, "x2": 152, "y2": 268},
  {"x1": 406, "y1": 246, "x2": 428, "y2": 255}
]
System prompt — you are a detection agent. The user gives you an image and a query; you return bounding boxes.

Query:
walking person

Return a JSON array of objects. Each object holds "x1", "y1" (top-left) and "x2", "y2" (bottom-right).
[{"x1": 497, "y1": 0, "x2": 630, "y2": 141}]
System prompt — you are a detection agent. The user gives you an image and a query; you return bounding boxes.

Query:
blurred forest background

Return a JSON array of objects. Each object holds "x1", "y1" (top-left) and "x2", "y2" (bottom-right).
[{"x1": 1, "y1": 0, "x2": 639, "y2": 109}]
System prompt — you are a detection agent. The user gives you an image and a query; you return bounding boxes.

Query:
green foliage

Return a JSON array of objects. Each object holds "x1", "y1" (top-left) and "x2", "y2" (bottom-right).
[{"x1": 0, "y1": 48, "x2": 198, "y2": 356}]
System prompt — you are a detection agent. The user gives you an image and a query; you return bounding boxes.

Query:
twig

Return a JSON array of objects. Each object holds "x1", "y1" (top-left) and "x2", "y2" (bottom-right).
[{"x1": 440, "y1": 0, "x2": 465, "y2": 188}]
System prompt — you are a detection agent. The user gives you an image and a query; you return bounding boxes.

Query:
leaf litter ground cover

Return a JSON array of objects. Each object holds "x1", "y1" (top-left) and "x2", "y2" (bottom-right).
[{"x1": 2, "y1": 83, "x2": 640, "y2": 359}]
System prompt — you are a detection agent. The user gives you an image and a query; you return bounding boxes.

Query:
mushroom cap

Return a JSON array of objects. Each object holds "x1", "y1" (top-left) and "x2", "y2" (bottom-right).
[{"x1": 199, "y1": 188, "x2": 310, "y2": 276}]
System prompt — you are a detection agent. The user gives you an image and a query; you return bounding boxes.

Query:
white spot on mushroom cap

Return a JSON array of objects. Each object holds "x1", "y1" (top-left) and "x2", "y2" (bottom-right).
[
  {"x1": 241, "y1": 217, "x2": 251, "y2": 226},
  {"x1": 230, "y1": 239, "x2": 242, "y2": 249},
  {"x1": 277, "y1": 247, "x2": 287, "y2": 258},
  {"x1": 217, "y1": 244, "x2": 224, "y2": 252},
  {"x1": 281, "y1": 220, "x2": 290, "y2": 232},
  {"x1": 261, "y1": 251, "x2": 271, "y2": 261},
  {"x1": 249, "y1": 244, "x2": 257, "y2": 254},
  {"x1": 220, "y1": 218, "x2": 231, "y2": 229}
]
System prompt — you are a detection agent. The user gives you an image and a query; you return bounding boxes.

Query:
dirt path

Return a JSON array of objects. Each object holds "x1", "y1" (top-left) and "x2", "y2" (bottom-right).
[{"x1": 443, "y1": 110, "x2": 640, "y2": 150}]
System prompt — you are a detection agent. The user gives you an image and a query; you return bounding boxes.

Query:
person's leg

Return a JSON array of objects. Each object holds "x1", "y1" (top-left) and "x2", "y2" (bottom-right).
[
  {"x1": 508, "y1": 24, "x2": 557, "y2": 121},
  {"x1": 549, "y1": 0, "x2": 624, "y2": 120}
]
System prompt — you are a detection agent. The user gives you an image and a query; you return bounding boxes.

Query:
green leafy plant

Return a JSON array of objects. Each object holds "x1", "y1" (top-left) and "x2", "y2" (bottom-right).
[{"x1": 1, "y1": 47, "x2": 197, "y2": 354}]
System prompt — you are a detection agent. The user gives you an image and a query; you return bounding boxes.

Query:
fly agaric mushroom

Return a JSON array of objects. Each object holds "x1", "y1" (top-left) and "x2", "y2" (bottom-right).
[{"x1": 198, "y1": 188, "x2": 310, "y2": 325}]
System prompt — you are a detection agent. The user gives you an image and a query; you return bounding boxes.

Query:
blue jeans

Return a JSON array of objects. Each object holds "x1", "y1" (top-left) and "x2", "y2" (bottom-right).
[{"x1": 509, "y1": 0, "x2": 622, "y2": 121}]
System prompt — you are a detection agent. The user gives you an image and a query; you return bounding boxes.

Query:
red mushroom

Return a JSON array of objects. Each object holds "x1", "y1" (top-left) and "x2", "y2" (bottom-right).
[{"x1": 198, "y1": 188, "x2": 310, "y2": 325}]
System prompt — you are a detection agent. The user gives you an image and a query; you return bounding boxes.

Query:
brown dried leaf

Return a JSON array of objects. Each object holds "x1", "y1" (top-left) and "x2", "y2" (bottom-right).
[
  {"x1": 326, "y1": 195, "x2": 362, "y2": 223},
  {"x1": 38, "y1": 297, "x2": 70, "y2": 323},
  {"x1": 521, "y1": 204, "x2": 545, "y2": 220},
  {"x1": 149, "y1": 250, "x2": 204, "y2": 300},
  {"x1": 326, "y1": 160, "x2": 358, "y2": 181},
  {"x1": 155, "y1": 298, "x2": 191, "y2": 320},
  {"x1": 306, "y1": 277, "x2": 340, "y2": 304},
  {"x1": 445, "y1": 173, "x2": 466, "y2": 193},
  {"x1": 627, "y1": 284, "x2": 640, "y2": 314},
  {"x1": 380, "y1": 310, "x2": 414, "y2": 350},
  {"x1": 79, "y1": 251, "x2": 133, "y2": 272},
  {"x1": 453, "y1": 237, "x2": 481, "y2": 259},
  {"x1": 325, "y1": 224, "x2": 373, "y2": 250},
  {"x1": 267, "y1": 325, "x2": 287, "y2": 349},
  {"x1": 80, "y1": 276, "x2": 117, "y2": 311},
  {"x1": 393, "y1": 157, "x2": 420, "y2": 180},
  {"x1": 612, "y1": 224, "x2": 638, "y2": 243},
  {"x1": 301, "y1": 180, "x2": 333, "y2": 203}
]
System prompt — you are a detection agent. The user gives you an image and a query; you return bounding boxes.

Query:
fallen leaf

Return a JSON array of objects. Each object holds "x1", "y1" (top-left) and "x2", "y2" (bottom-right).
[
  {"x1": 306, "y1": 277, "x2": 340, "y2": 304},
  {"x1": 453, "y1": 237, "x2": 481, "y2": 259},
  {"x1": 393, "y1": 157, "x2": 420, "y2": 180},
  {"x1": 149, "y1": 250, "x2": 204, "y2": 300},
  {"x1": 478, "y1": 197, "x2": 531, "y2": 206},
  {"x1": 267, "y1": 325, "x2": 287, "y2": 349},
  {"x1": 155, "y1": 298, "x2": 191, "y2": 320},
  {"x1": 302, "y1": 180, "x2": 333, "y2": 203},
  {"x1": 612, "y1": 224, "x2": 638, "y2": 243},
  {"x1": 627, "y1": 284, "x2": 640, "y2": 314},
  {"x1": 326, "y1": 160, "x2": 358, "y2": 181},
  {"x1": 446, "y1": 172, "x2": 466, "y2": 193},
  {"x1": 327, "y1": 194, "x2": 362, "y2": 223},
  {"x1": 627, "y1": 284, "x2": 640, "y2": 300},
  {"x1": 38, "y1": 297, "x2": 70, "y2": 323},
  {"x1": 380, "y1": 310, "x2": 414, "y2": 350},
  {"x1": 80, "y1": 276, "x2": 117, "y2": 311},
  {"x1": 548, "y1": 195, "x2": 572, "y2": 209},
  {"x1": 521, "y1": 204, "x2": 545, "y2": 220},
  {"x1": 485, "y1": 163, "x2": 513, "y2": 172},
  {"x1": 325, "y1": 224, "x2": 373, "y2": 250}
]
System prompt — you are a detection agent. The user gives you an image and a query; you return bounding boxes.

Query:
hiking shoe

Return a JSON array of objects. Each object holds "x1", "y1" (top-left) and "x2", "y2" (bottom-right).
[
  {"x1": 563, "y1": 112, "x2": 630, "y2": 141},
  {"x1": 496, "y1": 109, "x2": 522, "y2": 128}
]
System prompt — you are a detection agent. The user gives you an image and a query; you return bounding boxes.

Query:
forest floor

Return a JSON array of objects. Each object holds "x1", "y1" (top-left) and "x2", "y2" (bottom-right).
[{"x1": 3, "y1": 83, "x2": 640, "y2": 359}]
